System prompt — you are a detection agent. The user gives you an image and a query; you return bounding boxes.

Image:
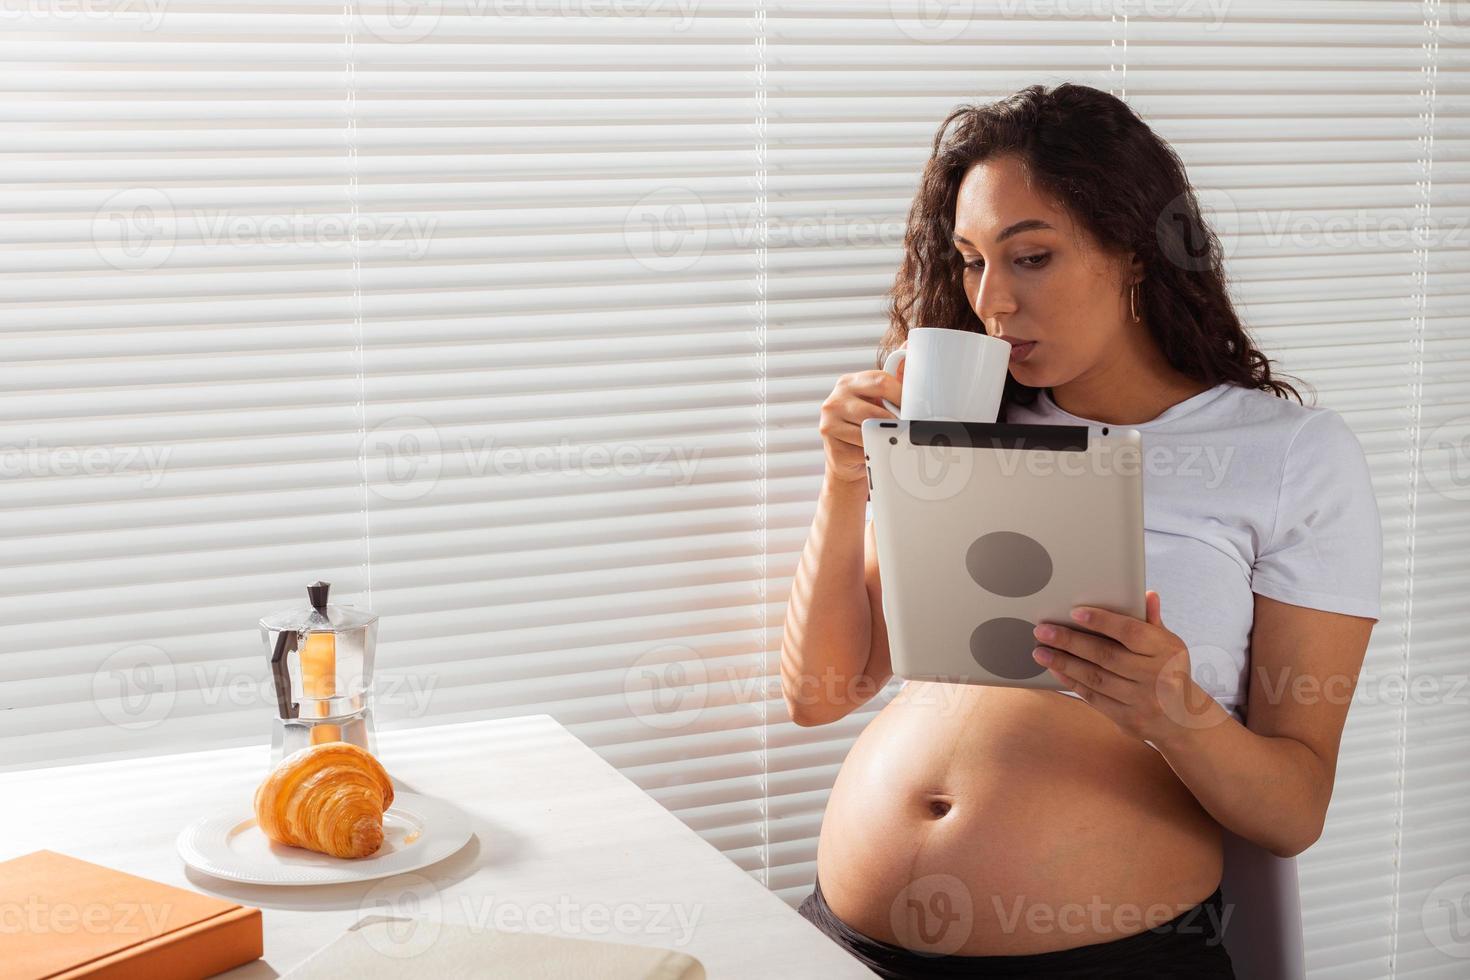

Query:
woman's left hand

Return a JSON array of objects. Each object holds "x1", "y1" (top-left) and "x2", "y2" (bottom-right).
[{"x1": 1030, "y1": 591, "x2": 1214, "y2": 745}]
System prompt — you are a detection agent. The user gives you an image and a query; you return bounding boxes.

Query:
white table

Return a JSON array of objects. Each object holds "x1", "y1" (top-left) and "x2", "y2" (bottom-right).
[{"x1": 1, "y1": 715, "x2": 875, "y2": 978}]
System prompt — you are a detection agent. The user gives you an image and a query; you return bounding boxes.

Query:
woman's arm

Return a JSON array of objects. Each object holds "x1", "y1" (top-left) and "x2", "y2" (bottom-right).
[
  {"x1": 780, "y1": 475, "x2": 893, "y2": 726},
  {"x1": 1032, "y1": 590, "x2": 1374, "y2": 858},
  {"x1": 780, "y1": 368, "x2": 901, "y2": 727},
  {"x1": 1150, "y1": 593, "x2": 1375, "y2": 858}
]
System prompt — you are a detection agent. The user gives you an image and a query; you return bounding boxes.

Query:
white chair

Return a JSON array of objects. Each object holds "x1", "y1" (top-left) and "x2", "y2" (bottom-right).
[{"x1": 1218, "y1": 826, "x2": 1307, "y2": 980}]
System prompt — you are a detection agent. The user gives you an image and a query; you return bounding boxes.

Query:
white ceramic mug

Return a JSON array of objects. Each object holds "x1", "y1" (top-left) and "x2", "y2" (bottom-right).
[{"x1": 881, "y1": 327, "x2": 1012, "y2": 422}]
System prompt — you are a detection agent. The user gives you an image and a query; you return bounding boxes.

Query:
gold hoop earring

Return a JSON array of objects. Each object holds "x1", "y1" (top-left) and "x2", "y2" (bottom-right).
[{"x1": 1130, "y1": 282, "x2": 1141, "y2": 323}]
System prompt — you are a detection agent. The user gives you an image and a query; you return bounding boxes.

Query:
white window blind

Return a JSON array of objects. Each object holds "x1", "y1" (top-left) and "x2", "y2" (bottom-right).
[
  {"x1": 2, "y1": 2, "x2": 1467, "y2": 976},
  {"x1": 1116, "y1": 5, "x2": 1466, "y2": 978}
]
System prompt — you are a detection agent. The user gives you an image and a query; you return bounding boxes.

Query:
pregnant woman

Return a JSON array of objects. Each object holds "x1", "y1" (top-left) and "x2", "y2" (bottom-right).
[{"x1": 782, "y1": 83, "x2": 1383, "y2": 979}]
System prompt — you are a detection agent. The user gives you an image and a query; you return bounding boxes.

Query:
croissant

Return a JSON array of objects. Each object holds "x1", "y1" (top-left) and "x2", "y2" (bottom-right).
[{"x1": 253, "y1": 741, "x2": 395, "y2": 859}]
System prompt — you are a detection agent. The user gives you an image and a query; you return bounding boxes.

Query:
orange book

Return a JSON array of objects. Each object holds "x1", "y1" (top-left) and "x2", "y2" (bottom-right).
[{"x1": 0, "y1": 850, "x2": 262, "y2": 980}]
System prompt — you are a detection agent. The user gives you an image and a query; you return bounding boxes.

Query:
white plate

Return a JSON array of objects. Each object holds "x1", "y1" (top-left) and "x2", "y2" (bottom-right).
[{"x1": 176, "y1": 791, "x2": 473, "y2": 886}]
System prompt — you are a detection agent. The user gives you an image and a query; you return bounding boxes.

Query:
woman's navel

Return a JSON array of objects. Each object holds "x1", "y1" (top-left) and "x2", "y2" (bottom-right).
[{"x1": 923, "y1": 793, "x2": 955, "y2": 819}]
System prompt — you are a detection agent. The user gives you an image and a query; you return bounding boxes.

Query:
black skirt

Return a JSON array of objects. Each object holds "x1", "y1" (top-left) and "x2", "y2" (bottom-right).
[{"x1": 797, "y1": 874, "x2": 1236, "y2": 979}]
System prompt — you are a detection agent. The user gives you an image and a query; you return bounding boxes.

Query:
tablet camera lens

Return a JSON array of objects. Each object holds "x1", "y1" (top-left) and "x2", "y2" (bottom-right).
[{"x1": 889, "y1": 436, "x2": 897, "y2": 445}]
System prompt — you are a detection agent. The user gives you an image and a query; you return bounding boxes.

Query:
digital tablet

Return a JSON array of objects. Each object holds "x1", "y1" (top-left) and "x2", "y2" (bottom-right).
[{"x1": 861, "y1": 418, "x2": 1146, "y2": 690}]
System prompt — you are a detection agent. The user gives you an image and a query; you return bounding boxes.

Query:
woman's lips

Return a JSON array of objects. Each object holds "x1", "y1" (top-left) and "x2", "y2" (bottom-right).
[{"x1": 1008, "y1": 341, "x2": 1038, "y2": 364}]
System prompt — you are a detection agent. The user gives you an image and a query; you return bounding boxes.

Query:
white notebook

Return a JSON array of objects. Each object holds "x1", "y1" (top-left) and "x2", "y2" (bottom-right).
[{"x1": 283, "y1": 915, "x2": 705, "y2": 980}]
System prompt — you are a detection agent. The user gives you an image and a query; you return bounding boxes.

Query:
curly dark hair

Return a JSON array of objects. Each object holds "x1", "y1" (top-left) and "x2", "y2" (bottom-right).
[{"x1": 881, "y1": 82, "x2": 1305, "y2": 420}]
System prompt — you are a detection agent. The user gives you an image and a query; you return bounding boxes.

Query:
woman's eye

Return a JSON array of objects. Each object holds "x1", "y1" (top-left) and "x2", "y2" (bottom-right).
[{"x1": 961, "y1": 254, "x2": 1048, "y2": 271}]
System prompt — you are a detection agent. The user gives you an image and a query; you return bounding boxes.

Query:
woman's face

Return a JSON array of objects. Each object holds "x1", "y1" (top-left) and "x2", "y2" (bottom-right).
[{"x1": 952, "y1": 154, "x2": 1140, "y2": 386}]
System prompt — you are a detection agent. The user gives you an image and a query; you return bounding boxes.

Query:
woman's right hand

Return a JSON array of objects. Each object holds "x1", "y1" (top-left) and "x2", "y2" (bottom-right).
[{"x1": 818, "y1": 360, "x2": 904, "y2": 484}]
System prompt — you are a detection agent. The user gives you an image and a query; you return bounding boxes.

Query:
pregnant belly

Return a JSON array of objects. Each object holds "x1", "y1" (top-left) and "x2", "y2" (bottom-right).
[{"x1": 814, "y1": 681, "x2": 1225, "y2": 956}]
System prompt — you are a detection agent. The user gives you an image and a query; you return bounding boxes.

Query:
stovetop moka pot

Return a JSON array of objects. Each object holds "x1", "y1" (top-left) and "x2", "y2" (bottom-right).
[{"x1": 259, "y1": 581, "x2": 378, "y2": 765}]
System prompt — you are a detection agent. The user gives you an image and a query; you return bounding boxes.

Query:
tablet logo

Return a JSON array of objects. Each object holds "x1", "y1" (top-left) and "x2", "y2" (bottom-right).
[{"x1": 966, "y1": 531, "x2": 1054, "y2": 680}]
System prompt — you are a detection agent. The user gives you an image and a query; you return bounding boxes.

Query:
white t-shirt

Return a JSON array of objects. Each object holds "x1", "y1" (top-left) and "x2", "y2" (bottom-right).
[{"x1": 872, "y1": 381, "x2": 1384, "y2": 724}]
